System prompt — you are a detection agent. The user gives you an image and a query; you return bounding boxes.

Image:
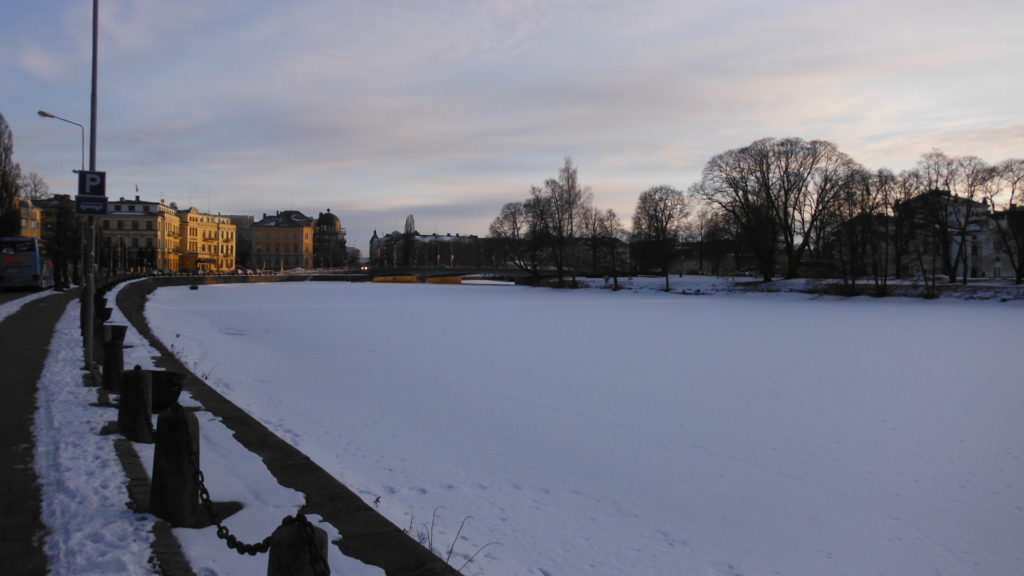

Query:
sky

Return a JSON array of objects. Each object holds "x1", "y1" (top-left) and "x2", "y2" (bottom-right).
[{"x1": 3, "y1": 1, "x2": 1022, "y2": 251}]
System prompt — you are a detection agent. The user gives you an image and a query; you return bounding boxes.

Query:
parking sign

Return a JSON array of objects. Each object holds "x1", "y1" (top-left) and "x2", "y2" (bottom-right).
[{"x1": 76, "y1": 170, "x2": 108, "y2": 215}]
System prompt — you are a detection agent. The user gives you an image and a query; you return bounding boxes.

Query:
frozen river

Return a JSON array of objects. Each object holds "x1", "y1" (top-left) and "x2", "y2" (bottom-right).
[{"x1": 146, "y1": 281, "x2": 1024, "y2": 576}]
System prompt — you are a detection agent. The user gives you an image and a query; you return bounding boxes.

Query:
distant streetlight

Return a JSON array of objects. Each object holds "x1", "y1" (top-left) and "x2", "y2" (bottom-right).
[{"x1": 37, "y1": 110, "x2": 85, "y2": 172}]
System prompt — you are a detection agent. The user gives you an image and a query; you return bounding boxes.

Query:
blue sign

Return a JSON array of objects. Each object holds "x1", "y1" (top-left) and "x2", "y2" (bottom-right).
[{"x1": 75, "y1": 195, "x2": 108, "y2": 215}]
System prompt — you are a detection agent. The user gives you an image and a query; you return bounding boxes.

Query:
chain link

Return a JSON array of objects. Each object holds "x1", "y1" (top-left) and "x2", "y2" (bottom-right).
[
  {"x1": 294, "y1": 514, "x2": 332, "y2": 576},
  {"x1": 172, "y1": 404, "x2": 331, "y2": 573},
  {"x1": 176, "y1": 404, "x2": 273, "y2": 555}
]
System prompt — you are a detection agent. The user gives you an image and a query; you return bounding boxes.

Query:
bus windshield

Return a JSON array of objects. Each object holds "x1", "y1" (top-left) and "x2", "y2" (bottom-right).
[{"x1": 0, "y1": 239, "x2": 36, "y2": 254}]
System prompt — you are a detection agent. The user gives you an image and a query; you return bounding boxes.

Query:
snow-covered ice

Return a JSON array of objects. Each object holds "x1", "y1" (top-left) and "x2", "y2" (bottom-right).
[{"x1": 131, "y1": 281, "x2": 1023, "y2": 576}]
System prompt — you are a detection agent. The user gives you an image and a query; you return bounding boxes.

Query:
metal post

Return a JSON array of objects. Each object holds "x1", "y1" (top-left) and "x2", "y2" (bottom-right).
[{"x1": 85, "y1": 0, "x2": 99, "y2": 369}]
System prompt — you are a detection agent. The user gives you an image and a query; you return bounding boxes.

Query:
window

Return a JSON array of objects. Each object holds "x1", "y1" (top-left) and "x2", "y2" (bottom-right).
[
  {"x1": 146, "y1": 221, "x2": 153, "y2": 231},
  {"x1": 129, "y1": 205, "x2": 135, "y2": 212},
  {"x1": 103, "y1": 221, "x2": 110, "y2": 230},
  {"x1": 132, "y1": 221, "x2": 139, "y2": 231},
  {"x1": 117, "y1": 221, "x2": 124, "y2": 230}
]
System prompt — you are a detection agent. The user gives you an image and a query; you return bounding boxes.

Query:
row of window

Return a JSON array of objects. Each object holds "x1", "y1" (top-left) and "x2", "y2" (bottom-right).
[
  {"x1": 255, "y1": 244, "x2": 305, "y2": 253},
  {"x1": 184, "y1": 241, "x2": 236, "y2": 254},
  {"x1": 104, "y1": 220, "x2": 159, "y2": 231}
]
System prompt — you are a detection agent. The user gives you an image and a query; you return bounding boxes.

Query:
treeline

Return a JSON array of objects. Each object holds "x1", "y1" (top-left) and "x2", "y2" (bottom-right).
[{"x1": 488, "y1": 139, "x2": 1024, "y2": 291}]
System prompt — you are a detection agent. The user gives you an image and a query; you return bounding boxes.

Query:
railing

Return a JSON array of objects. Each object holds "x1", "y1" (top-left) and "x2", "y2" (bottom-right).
[{"x1": 87, "y1": 282, "x2": 332, "y2": 575}]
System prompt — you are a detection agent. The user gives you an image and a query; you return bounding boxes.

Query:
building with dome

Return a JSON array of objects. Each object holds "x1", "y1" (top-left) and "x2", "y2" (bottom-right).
[{"x1": 314, "y1": 209, "x2": 347, "y2": 268}]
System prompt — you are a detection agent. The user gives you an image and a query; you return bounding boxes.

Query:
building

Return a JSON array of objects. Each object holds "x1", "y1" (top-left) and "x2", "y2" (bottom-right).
[
  {"x1": 178, "y1": 207, "x2": 236, "y2": 273},
  {"x1": 314, "y1": 209, "x2": 347, "y2": 268},
  {"x1": 895, "y1": 188, "x2": 996, "y2": 280},
  {"x1": 227, "y1": 214, "x2": 255, "y2": 270},
  {"x1": 369, "y1": 229, "x2": 492, "y2": 270},
  {"x1": 15, "y1": 198, "x2": 43, "y2": 238},
  {"x1": 254, "y1": 210, "x2": 314, "y2": 270},
  {"x1": 990, "y1": 204, "x2": 1024, "y2": 281},
  {"x1": 98, "y1": 196, "x2": 181, "y2": 273}
]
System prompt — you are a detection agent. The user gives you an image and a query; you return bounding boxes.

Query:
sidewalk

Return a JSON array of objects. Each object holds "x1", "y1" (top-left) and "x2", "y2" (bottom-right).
[
  {"x1": 0, "y1": 289, "x2": 80, "y2": 576},
  {"x1": 2, "y1": 282, "x2": 464, "y2": 575}
]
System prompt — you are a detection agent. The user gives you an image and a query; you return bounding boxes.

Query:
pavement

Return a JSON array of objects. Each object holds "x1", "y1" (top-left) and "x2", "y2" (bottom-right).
[
  {"x1": 0, "y1": 288, "x2": 80, "y2": 576},
  {"x1": 0, "y1": 281, "x2": 463, "y2": 576}
]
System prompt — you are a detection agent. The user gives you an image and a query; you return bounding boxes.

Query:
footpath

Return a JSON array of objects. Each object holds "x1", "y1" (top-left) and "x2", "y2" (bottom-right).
[
  {"x1": 0, "y1": 282, "x2": 463, "y2": 576},
  {"x1": 0, "y1": 288, "x2": 79, "y2": 576}
]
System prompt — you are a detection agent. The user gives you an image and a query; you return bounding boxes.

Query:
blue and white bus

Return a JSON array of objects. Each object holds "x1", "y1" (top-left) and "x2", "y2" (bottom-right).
[{"x1": 0, "y1": 237, "x2": 54, "y2": 290}]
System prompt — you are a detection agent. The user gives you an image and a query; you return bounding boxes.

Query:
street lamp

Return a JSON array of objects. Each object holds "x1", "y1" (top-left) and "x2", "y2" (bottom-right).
[
  {"x1": 37, "y1": 108, "x2": 94, "y2": 368},
  {"x1": 37, "y1": 110, "x2": 85, "y2": 172}
]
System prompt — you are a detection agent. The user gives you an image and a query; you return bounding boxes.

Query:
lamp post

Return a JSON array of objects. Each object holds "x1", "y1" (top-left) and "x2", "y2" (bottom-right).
[
  {"x1": 37, "y1": 109, "x2": 93, "y2": 366},
  {"x1": 36, "y1": 110, "x2": 86, "y2": 294},
  {"x1": 36, "y1": 111, "x2": 85, "y2": 172}
]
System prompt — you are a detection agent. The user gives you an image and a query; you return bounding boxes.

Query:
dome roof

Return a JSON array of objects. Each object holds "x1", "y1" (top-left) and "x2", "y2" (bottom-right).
[{"x1": 317, "y1": 210, "x2": 342, "y2": 231}]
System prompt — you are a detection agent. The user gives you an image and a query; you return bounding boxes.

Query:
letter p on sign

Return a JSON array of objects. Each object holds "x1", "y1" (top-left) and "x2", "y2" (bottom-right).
[{"x1": 78, "y1": 171, "x2": 106, "y2": 197}]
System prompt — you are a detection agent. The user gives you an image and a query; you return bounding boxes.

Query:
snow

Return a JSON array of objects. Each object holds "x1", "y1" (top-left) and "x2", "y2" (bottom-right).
[
  {"x1": 0, "y1": 288, "x2": 57, "y2": 322},
  {"x1": 26, "y1": 278, "x2": 1024, "y2": 575},
  {"x1": 33, "y1": 302, "x2": 155, "y2": 575},
  {"x1": 135, "y1": 281, "x2": 1022, "y2": 576},
  {"x1": 32, "y1": 285, "x2": 382, "y2": 576}
]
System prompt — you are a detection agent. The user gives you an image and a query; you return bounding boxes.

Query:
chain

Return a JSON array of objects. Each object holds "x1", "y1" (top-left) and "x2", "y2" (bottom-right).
[
  {"x1": 285, "y1": 514, "x2": 332, "y2": 576},
  {"x1": 173, "y1": 404, "x2": 332, "y2": 574},
  {"x1": 175, "y1": 404, "x2": 273, "y2": 555}
]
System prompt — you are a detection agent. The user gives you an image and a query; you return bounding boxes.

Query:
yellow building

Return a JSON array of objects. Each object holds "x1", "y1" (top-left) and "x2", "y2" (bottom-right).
[
  {"x1": 178, "y1": 207, "x2": 236, "y2": 273},
  {"x1": 254, "y1": 210, "x2": 314, "y2": 270},
  {"x1": 99, "y1": 196, "x2": 181, "y2": 272},
  {"x1": 16, "y1": 198, "x2": 43, "y2": 239}
]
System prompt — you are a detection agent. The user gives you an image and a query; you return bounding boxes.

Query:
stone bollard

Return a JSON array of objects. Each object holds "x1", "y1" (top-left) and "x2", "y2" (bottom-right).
[
  {"x1": 267, "y1": 516, "x2": 330, "y2": 576},
  {"x1": 151, "y1": 404, "x2": 204, "y2": 527},
  {"x1": 117, "y1": 366, "x2": 153, "y2": 443},
  {"x1": 101, "y1": 325, "x2": 129, "y2": 393},
  {"x1": 149, "y1": 371, "x2": 185, "y2": 414},
  {"x1": 93, "y1": 295, "x2": 107, "y2": 321}
]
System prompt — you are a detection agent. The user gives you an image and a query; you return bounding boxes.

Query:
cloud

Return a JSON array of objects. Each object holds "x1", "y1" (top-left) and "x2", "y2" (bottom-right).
[
  {"x1": 16, "y1": 45, "x2": 65, "y2": 81},
  {"x1": 10, "y1": 0, "x2": 1022, "y2": 249}
]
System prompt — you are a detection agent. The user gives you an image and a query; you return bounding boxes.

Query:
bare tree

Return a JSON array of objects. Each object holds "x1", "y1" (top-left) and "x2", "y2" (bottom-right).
[
  {"x1": 699, "y1": 143, "x2": 779, "y2": 281},
  {"x1": 598, "y1": 208, "x2": 625, "y2": 288},
  {"x1": 912, "y1": 150, "x2": 956, "y2": 277},
  {"x1": 580, "y1": 203, "x2": 602, "y2": 275},
  {"x1": 825, "y1": 167, "x2": 895, "y2": 294},
  {"x1": 0, "y1": 113, "x2": 23, "y2": 236},
  {"x1": 632, "y1": 185, "x2": 687, "y2": 291},
  {"x1": 891, "y1": 168, "x2": 924, "y2": 279},
  {"x1": 489, "y1": 201, "x2": 538, "y2": 273},
  {"x1": 19, "y1": 172, "x2": 50, "y2": 201},
  {"x1": 947, "y1": 155, "x2": 993, "y2": 284},
  {"x1": 986, "y1": 158, "x2": 1024, "y2": 283},
  {"x1": 546, "y1": 158, "x2": 591, "y2": 286},
  {"x1": 685, "y1": 187, "x2": 722, "y2": 275}
]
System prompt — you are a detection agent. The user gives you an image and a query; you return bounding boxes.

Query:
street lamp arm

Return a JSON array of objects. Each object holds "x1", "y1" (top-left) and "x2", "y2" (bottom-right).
[{"x1": 37, "y1": 110, "x2": 85, "y2": 171}]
